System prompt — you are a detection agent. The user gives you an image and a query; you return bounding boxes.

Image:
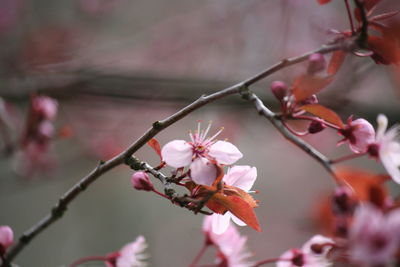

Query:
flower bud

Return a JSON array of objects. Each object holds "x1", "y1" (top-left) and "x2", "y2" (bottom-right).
[
  {"x1": 308, "y1": 120, "x2": 326, "y2": 134},
  {"x1": 0, "y1": 226, "x2": 13, "y2": 255},
  {"x1": 270, "y1": 81, "x2": 288, "y2": 102},
  {"x1": 339, "y1": 118, "x2": 375, "y2": 153},
  {"x1": 131, "y1": 171, "x2": 154, "y2": 191},
  {"x1": 307, "y1": 53, "x2": 326, "y2": 74}
]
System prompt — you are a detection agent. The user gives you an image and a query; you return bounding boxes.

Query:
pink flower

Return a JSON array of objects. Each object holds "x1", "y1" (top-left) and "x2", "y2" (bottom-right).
[
  {"x1": 277, "y1": 235, "x2": 334, "y2": 267},
  {"x1": 339, "y1": 117, "x2": 375, "y2": 153},
  {"x1": 131, "y1": 172, "x2": 154, "y2": 191},
  {"x1": 210, "y1": 166, "x2": 257, "y2": 234},
  {"x1": 369, "y1": 114, "x2": 400, "y2": 184},
  {"x1": 203, "y1": 216, "x2": 253, "y2": 267},
  {"x1": 348, "y1": 204, "x2": 400, "y2": 266},
  {"x1": 0, "y1": 226, "x2": 13, "y2": 255},
  {"x1": 32, "y1": 96, "x2": 58, "y2": 120},
  {"x1": 161, "y1": 123, "x2": 243, "y2": 185},
  {"x1": 112, "y1": 236, "x2": 148, "y2": 267}
]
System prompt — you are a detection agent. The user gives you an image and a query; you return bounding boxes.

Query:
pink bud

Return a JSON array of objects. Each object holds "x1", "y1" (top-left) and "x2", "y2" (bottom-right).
[
  {"x1": 32, "y1": 96, "x2": 58, "y2": 120},
  {"x1": 131, "y1": 171, "x2": 154, "y2": 191},
  {"x1": 0, "y1": 226, "x2": 13, "y2": 254},
  {"x1": 38, "y1": 121, "x2": 55, "y2": 140},
  {"x1": 270, "y1": 81, "x2": 288, "y2": 101},
  {"x1": 308, "y1": 120, "x2": 326, "y2": 134},
  {"x1": 307, "y1": 53, "x2": 326, "y2": 74},
  {"x1": 339, "y1": 118, "x2": 375, "y2": 153}
]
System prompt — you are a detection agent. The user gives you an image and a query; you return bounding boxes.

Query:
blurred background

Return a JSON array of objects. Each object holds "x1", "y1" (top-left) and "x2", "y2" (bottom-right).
[{"x1": 0, "y1": 0, "x2": 399, "y2": 266}]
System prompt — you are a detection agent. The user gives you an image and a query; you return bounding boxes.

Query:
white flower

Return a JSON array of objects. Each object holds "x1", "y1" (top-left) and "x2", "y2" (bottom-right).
[
  {"x1": 161, "y1": 123, "x2": 243, "y2": 185},
  {"x1": 211, "y1": 165, "x2": 257, "y2": 234},
  {"x1": 116, "y1": 236, "x2": 148, "y2": 267},
  {"x1": 372, "y1": 114, "x2": 400, "y2": 183}
]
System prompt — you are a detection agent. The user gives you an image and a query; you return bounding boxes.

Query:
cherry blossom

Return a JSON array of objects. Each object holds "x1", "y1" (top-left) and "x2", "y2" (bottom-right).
[
  {"x1": 161, "y1": 123, "x2": 243, "y2": 185},
  {"x1": 277, "y1": 235, "x2": 334, "y2": 267},
  {"x1": 0, "y1": 225, "x2": 13, "y2": 255},
  {"x1": 32, "y1": 96, "x2": 58, "y2": 120},
  {"x1": 211, "y1": 165, "x2": 257, "y2": 234},
  {"x1": 203, "y1": 216, "x2": 253, "y2": 267},
  {"x1": 110, "y1": 236, "x2": 148, "y2": 267},
  {"x1": 368, "y1": 114, "x2": 400, "y2": 184},
  {"x1": 338, "y1": 117, "x2": 375, "y2": 153},
  {"x1": 348, "y1": 204, "x2": 400, "y2": 266}
]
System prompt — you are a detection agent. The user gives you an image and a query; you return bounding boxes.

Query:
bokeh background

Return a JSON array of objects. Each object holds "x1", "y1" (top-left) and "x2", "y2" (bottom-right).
[{"x1": 0, "y1": 0, "x2": 399, "y2": 266}]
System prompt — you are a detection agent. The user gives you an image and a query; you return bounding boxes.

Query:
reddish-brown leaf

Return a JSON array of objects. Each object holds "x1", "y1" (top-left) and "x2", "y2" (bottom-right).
[
  {"x1": 223, "y1": 185, "x2": 258, "y2": 208},
  {"x1": 368, "y1": 36, "x2": 400, "y2": 65},
  {"x1": 327, "y1": 50, "x2": 346, "y2": 75},
  {"x1": 300, "y1": 104, "x2": 344, "y2": 128},
  {"x1": 364, "y1": 0, "x2": 382, "y2": 11},
  {"x1": 336, "y1": 167, "x2": 389, "y2": 204},
  {"x1": 292, "y1": 74, "x2": 334, "y2": 102},
  {"x1": 212, "y1": 194, "x2": 261, "y2": 232},
  {"x1": 147, "y1": 138, "x2": 162, "y2": 158},
  {"x1": 317, "y1": 0, "x2": 331, "y2": 4}
]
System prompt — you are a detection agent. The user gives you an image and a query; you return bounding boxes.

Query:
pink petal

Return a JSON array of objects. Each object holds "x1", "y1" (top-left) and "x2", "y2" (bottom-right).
[
  {"x1": 211, "y1": 213, "x2": 231, "y2": 234},
  {"x1": 223, "y1": 165, "x2": 257, "y2": 191},
  {"x1": 208, "y1": 140, "x2": 243, "y2": 165},
  {"x1": 349, "y1": 119, "x2": 375, "y2": 153},
  {"x1": 161, "y1": 140, "x2": 192, "y2": 168},
  {"x1": 380, "y1": 152, "x2": 400, "y2": 184},
  {"x1": 190, "y1": 157, "x2": 217, "y2": 185},
  {"x1": 230, "y1": 212, "x2": 247, "y2": 226}
]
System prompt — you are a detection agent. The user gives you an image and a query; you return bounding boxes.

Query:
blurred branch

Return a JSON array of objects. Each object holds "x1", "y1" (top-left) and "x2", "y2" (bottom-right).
[{"x1": 1, "y1": 42, "x2": 345, "y2": 266}]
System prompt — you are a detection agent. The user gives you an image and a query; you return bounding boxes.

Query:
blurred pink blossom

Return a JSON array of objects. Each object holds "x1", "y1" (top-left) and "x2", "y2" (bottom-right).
[
  {"x1": 107, "y1": 236, "x2": 148, "y2": 267},
  {"x1": 203, "y1": 216, "x2": 253, "y2": 267},
  {"x1": 32, "y1": 96, "x2": 58, "y2": 121},
  {"x1": 161, "y1": 123, "x2": 242, "y2": 185},
  {"x1": 210, "y1": 165, "x2": 257, "y2": 234},
  {"x1": 349, "y1": 204, "x2": 400, "y2": 266},
  {"x1": 277, "y1": 235, "x2": 334, "y2": 267}
]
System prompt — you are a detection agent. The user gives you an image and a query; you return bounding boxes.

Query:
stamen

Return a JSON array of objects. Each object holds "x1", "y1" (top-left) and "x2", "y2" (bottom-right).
[
  {"x1": 189, "y1": 130, "x2": 194, "y2": 143},
  {"x1": 206, "y1": 127, "x2": 224, "y2": 143},
  {"x1": 201, "y1": 121, "x2": 213, "y2": 142}
]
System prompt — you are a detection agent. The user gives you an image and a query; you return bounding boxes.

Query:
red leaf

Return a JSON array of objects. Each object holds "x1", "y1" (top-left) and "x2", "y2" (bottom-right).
[
  {"x1": 292, "y1": 74, "x2": 334, "y2": 102},
  {"x1": 147, "y1": 138, "x2": 162, "y2": 158},
  {"x1": 300, "y1": 104, "x2": 344, "y2": 128},
  {"x1": 327, "y1": 51, "x2": 346, "y2": 75},
  {"x1": 317, "y1": 0, "x2": 331, "y2": 4},
  {"x1": 212, "y1": 194, "x2": 261, "y2": 232},
  {"x1": 368, "y1": 36, "x2": 400, "y2": 65}
]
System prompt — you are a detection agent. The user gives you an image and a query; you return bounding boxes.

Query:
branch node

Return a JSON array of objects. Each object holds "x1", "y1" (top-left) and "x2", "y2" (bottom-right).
[
  {"x1": 238, "y1": 85, "x2": 250, "y2": 100},
  {"x1": 152, "y1": 121, "x2": 162, "y2": 130}
]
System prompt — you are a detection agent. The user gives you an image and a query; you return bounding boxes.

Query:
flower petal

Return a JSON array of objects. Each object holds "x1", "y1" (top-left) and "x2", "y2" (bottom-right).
[
  {"x1": 230, "y1": 212, "x2": 247, "y2": 226},
  {"x1": 190, "y1": 157, "x2": 217, "y2": 186},
  {"x1": 224, "y1": 166, "x2": 257, "y2": 191},
  {"x1": 208, "y1": 140, "x2": 243, "y2": 165},
  {"x1": 211, "y1": 213, "x2": 231, "y2": 234},
  {"x1": 161, "y1": 140, "x2": 192, "y2": 168}
]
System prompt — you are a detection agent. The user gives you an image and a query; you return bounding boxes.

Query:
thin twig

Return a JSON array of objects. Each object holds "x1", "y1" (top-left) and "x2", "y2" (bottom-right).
[
  {"x1": 1, "y1": 42, "x2": 344, "y2": 266},
  {"x1": 241, "y1": 89, "x2": 341, "y2": 185}
]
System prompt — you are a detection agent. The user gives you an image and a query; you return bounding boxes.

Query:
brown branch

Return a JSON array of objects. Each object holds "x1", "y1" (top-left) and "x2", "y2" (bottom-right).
[
  {"x1": 1, "y1": 42, "x2": 344, "y2": 266},
  {"x1": 240, "y1": 89, "x2": 341, "y2": 185}
]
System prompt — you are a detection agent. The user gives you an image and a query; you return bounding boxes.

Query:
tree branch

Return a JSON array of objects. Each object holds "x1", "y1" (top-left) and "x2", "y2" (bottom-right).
[
  {"x1": 240, "y1": 89, "x2": 342, "y2": 185},
  {"x1": 1, "y1": 42, "x2": 344, "y2": 266}
]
